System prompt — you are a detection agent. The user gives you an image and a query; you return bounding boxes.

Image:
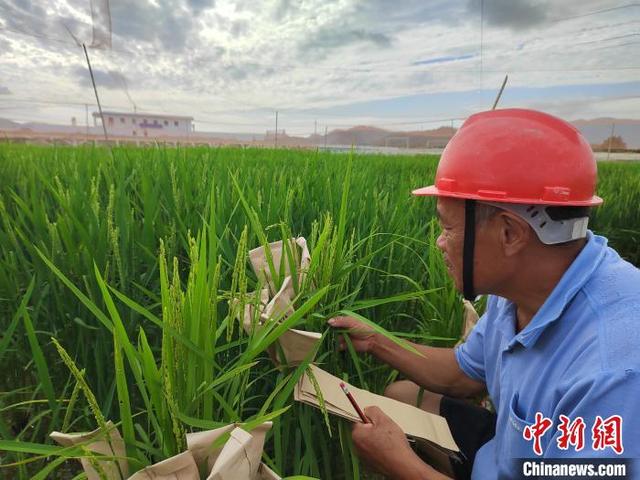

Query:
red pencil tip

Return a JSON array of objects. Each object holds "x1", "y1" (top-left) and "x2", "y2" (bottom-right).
[{"x1": 339, "y1": 382, "x2": 345, "y2": 388}]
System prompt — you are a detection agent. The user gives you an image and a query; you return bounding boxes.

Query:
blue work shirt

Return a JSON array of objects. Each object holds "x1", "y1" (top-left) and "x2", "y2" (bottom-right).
[{"x1": 455, "y1": 231, "x2": 640, "y2": 479}]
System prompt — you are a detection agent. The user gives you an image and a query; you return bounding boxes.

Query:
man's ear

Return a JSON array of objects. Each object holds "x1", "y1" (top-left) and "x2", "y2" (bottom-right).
[{"x1": 497, "y1": 212, "x2": 531, "y2": 257}]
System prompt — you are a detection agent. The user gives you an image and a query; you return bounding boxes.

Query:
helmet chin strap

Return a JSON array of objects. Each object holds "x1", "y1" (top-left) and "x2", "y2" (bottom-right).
[{"x1": 463, "y1": 200, "x2": 476, "y2": 301}]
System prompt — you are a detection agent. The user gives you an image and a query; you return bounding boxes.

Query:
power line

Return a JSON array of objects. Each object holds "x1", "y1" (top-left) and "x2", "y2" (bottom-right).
[
  {"x1": 571, "y1": 33, "x2": 640, "y2": 48},
  {"x1": 404, "y1": 67, "x2": 640, "y2": 73},
  {"x1": 555, "y1": 19, "x2": 639, "y2": 33},
  {"x1": 480, "y1": 19, "x2": 639, "y2": 50},
  {"x1": 592, "y1": 40, "x2": 640, "y2": 50},
  {"x1": 0, "y1": 95, "x2": 468, "y2": 130},
  {"x1": 0, "y1": 24, "x2": 129, "y2": 55},
  {"x1": 315, "y1": 116, "x2": 467, "y2": 129},
  {"x1": 0, "y1": 97, "x2": 142, "y2": 111},
  {"x1": 0, "y1": 25, "x2": 77, "y2": 47},
  {"x1": 484, "y1": 32, "x2": 640, "y2": 60},
  {"x1": 549, "y1": 3, "x2": 640, "y2": 23},
  {"x1": 193, "y1": 118, "x2": 271, "y2": 127},
  {"x1": 0, "y1": 96, "x2": 439, "y2": 124}
]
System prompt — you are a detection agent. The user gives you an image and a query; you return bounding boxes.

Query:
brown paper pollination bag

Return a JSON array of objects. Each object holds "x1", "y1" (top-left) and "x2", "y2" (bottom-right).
[
  {"x1": 127, "y1": 451, "x2": 199, "y2": 480},
  {"x1": 262, "y1": 276, "x2": 295, "y2": 321},
  {"x1": 132, "y1": 425, "x2": 273, "y2": 480},
  {"x1": 50, "y1": 421, "x2": 129, "y2": 480},
  {"x1": 51, "y1": 422, "x2": 280, "y2": 480},
  {"x1": 249, "y1": 238, "x2": 310, "y2": 295},
  {"x1": 207, "y1": 428, "x2": 255, "y2": 480},
  {"x1": 185, "y1": 424, "x2": 236, "y2": 473},
  {"x1": 207, "y1": 426, "x2": 267, "y2": 480},
  {"x1": 240, "y1": 238, "x2": 321, "y2": 367},
  {"x1": 239, "y1": 283, "x2": 321, "y2": 366},
  {"x1": 257, "y1": 464, "x2": 281, "y2": 480},
  {"x1": 185, "y1": 422, "x2": 272, "y2": 479}
]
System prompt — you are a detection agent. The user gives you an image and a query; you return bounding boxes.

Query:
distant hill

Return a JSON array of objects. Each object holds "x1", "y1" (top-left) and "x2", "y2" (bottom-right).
[
  {"x1": 320, "y1": 125, "x2": 456, "y2": 148},
  {"x1": 0, "y1": 118, "x2": 93, "y2": 134},
  {"x1": 0, "y1": 118, "x2": 20, "y2": 130},
  {"x1": 572, "y1": 118, "x2": 640, "y2": 149},
  {"x1": 319, "y1": 119, "x2": 639, "y2": 150}
]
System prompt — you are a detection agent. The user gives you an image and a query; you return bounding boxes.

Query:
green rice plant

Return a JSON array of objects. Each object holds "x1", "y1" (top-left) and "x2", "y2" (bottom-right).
[
  {"x1": 2, "y1": 221, "x2": 300, "y2": 477},
  {"x1": 0, "y1": 143, "x2": 637, "y2": 478}
]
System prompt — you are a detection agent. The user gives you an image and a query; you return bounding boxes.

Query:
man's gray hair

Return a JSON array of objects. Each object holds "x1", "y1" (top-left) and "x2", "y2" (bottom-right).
[{"x1": 475, "y1": 203, "x2": 502, "y2": 225}]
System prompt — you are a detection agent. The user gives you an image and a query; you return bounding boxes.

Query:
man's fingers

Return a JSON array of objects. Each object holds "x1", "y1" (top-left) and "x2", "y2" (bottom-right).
[
  {"x1": 351, "y1": 421, "x2": 373, "y2": 443},
  {"x1": 327, "y1": 316, "x2": 352, "y2": 328},
  {"x1": 330, "y1": 316, "x2": 376, "y2": 353},
  {"x1": 328, "y1": 315, "x2": 367, "y2": 329},
  {"x1": 328, "y1": 316, "x2": 373, "y2": 333},
  {"x1": 363, "y1": 406, "x2": 385, "y2": 423}
]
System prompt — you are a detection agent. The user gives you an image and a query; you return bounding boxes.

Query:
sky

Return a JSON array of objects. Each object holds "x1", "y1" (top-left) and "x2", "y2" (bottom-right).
[{"x1": 0, "y1": 0, "x2": 639, "y2": 134}]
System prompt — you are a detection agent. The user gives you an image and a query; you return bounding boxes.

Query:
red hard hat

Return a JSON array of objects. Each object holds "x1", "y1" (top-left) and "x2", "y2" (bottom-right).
[{"x1": 412, "y1": 108, "x2": 603, "y2": 206}]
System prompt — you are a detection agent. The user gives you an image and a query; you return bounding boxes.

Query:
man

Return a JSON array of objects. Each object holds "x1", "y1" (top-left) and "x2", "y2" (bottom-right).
[{"x1": 329, "y1": 109, "x2": 640, "y2": 479}]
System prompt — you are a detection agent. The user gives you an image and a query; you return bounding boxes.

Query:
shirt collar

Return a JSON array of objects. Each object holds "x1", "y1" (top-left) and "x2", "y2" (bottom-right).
[{"x1": 504, "y1": 231, "x2": 608, "y2": 349}]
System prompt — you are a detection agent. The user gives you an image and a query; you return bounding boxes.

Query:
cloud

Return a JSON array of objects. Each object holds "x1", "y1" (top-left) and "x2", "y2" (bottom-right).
[
  {"x1": 229, "y1": 19, "x2": 249, "y2": 38},
  {"x1": 108, "y1": 0, "x2": 198, "y2": 52},
  {"x1": 186, "y1": 0, "x2": 215, "y2": 13},
  {"x1": 0, "y1": 0, "x2": 95, "y2": 47},
  {"x1": 272, "y1": 0, "x2": 294, "y2": 21},
  {"x1": 73, "y1": 66, "x2": 131, "y2": 91},
  {"x1": 0, "y1": 0, "x2": 638, "y2": 130},
  {"x1": 0, "y1": 85, "x2": 11, "y2": 94},
  {"x1": 0, "y1": 0, "x2": 60, "y2": 40},
  {"x1": 291, "y1": 0, "x2": 467, "y2": 61},
  {"x1": 469, "y1": 0, "x2": 550, "y2": 30},
  {"x1": 350, "y1": 0, "x2": 463, "y2": 26},
  {"x1": 218, "y1": 62, "x2": 277, "y2": 82},
  {"x1": 0, "y1": 37, "x2": 12, "y2": 54},
  {"x1": 298, "y1": 25, "x2": 392, "y2": 59}
]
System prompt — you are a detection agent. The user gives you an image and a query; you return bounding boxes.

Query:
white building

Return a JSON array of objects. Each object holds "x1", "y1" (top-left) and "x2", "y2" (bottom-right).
[{"x1": 93, "y1": 111, "x2": 194, "y2": 137}]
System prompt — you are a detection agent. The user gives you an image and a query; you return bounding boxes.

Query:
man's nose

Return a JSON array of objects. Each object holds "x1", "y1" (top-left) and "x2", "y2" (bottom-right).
[{"x1": 436, "y1": 231, "x2": 446, "y2": 252}]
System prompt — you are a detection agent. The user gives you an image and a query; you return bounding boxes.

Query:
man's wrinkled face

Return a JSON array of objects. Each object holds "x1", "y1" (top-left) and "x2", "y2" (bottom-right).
[
  {"x1": 435, "y1": 197, "x2": 508, "y2": 296},
  {"x1": 435, "y1": 197, "x2": 466, "y2": 291}
]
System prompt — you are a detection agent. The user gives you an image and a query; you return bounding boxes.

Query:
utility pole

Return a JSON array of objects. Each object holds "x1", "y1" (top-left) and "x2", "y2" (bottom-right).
[
  {"x1": 314, "y1": 119, "x2": 317, "y2": 137},
  {"x1": 324, "y1": 126, "x2": 328, "y2": 149},
  {"x1": 607, "y1": 122, "x2": 615, "y2": 161},
  {"x1": 275, "y1": 110, "x2": 278, "y2": 148},
  {"x1": 85, "y1": 103, "x2": 89, "y2": 141}
]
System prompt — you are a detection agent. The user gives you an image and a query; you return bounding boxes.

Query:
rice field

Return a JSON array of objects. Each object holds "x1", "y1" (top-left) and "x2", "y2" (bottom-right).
[{"x1": 0, "y1": 144, "x2": 639, "y2": 479}]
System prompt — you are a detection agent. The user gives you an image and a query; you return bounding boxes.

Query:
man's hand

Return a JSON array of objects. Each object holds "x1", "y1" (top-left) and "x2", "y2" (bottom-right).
[
  {"x1": 328, "y1": 315, "x2": 378, "y2": 353},
  {"x1": 351, "y1": 406, "x2": 441, "y2": 480}
]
